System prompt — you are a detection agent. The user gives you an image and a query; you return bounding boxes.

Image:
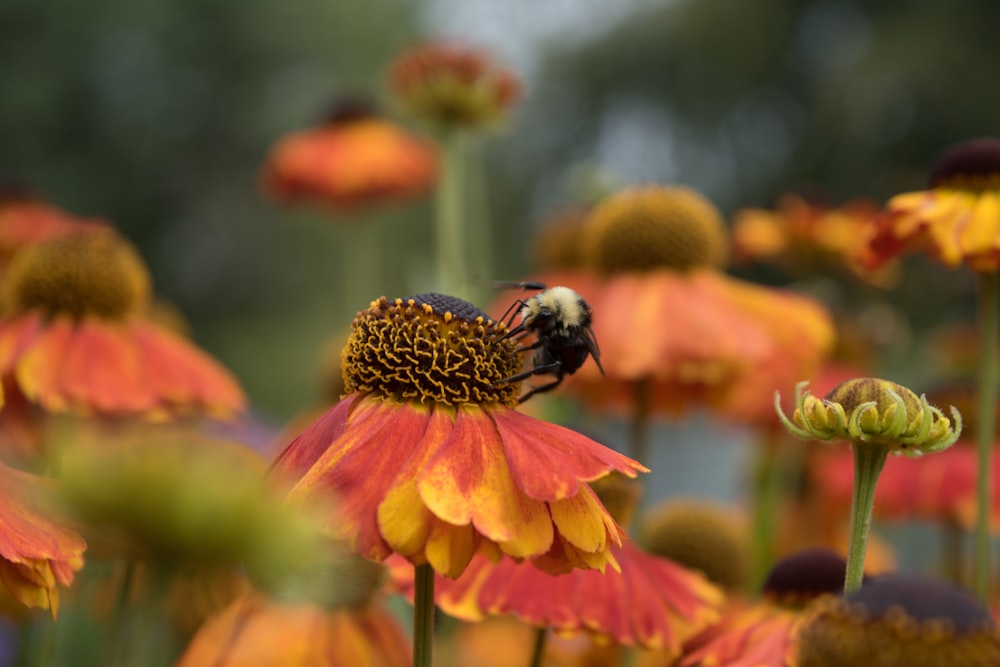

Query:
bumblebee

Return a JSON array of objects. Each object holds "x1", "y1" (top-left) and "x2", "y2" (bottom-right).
[{"x1": 494, "y1": 281, "x2": 604, "y2": 403}]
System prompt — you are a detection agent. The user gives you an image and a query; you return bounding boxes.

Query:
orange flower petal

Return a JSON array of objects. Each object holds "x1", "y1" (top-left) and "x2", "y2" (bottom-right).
[
  {"x1": 177, "y1": 592, "x2": 410, "y2": 667},
  {"x1": 59, "y1": 320, "x2": 154, "y2": 412},
  {"x1": 287, "y1": 400, "x2": 432, "y2": 560},
  {"x1": 131, "y1": 321, "x2": 246, "y2": 417},
  {"x1": 271, "y1": 394, "x2": 359, "y2": 484},
  {"x1": 15, "y1": 318, "x2": 74, "y2": 412},
  {"x1": 425, "y1": 519, "x2": 476, "y2": 578},
  {"x1": 377, "y1": 407, "x2": 454, "y2": 558},
  {"x1": 492, "y1": 408, "x2": 647, "y2": 501},
  {"x1": 418, "y1": 406, "x2": 554, "y2": 557},
  {"x1": 395, "y1": 541, "x2": 723, "y2": 651},
  {"x1": 548, "y1": 486, "x2": 619, "y2": 556},
  {"x1": 0, "y1": 462, "x2": 86, "y2": 618}
]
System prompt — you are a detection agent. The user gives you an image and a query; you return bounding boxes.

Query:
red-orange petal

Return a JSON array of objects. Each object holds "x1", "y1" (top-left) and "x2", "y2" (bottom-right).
[
  {"x1": 492, "y1": 408, "x2": 647, "y2": 502},
  {"x1": 418, "y1": 406, "x2": 554, "y2": 556},
  {"x1": 0, "y1": 462, "x2": 86, "y2": 618}
]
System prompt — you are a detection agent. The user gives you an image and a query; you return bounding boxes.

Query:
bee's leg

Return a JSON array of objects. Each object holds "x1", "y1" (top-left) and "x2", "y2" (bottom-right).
[
  {"x1": 496, "y1": 360, "x2": 561, "y2": 385},
  {"x1": 515, "y1": 338, "x2": 545, "y2": 353},
  {"x1": 517, "y1": 372, "x2": 566, "y2": 403}
]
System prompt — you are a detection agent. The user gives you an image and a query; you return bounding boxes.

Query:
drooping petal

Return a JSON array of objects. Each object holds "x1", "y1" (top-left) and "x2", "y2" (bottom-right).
[
  {"x1": 130, "y1": 321, "x2": 246, "y2": 417},
  {"x1": 14, "y1": 318, "x2": 74, "y2": 412},
  {"x1": 493, "y1": 408, "x2": 646, "y2": 502},
  {"x1": 377, "y1": 406, "x2": 455, "y2": 559},
  {"x1": 393, "y1": 541, "x2": 724, "y2": 652},
  {"x1": 271, "y1": 395, "x2": 360, "y2": 484},
  {"x1": 286, "y1": 399, "x2": 433, "y2": 560},
  {"x1": 59, "y1": 319, "x2": 154, "y2": 413},
  {"x1": 418, "y1": 405, "x2": 554, "y2": 557},
  {"x1": 0, "y1": 462, "x2": 86, "y2": 617}
]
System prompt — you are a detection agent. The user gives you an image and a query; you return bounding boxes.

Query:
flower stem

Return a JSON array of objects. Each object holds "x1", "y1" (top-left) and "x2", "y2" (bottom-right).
[
  {"x1": 528, "y1": 627, "x2": 547, "y2": 667},
  {"x1": 413, "y1": 563, "x2": 436, "y2": 667},
  {"x1": 844, "y1": 444, "x2": 889, "y2": 593},
  {"x1": 975, "y1": 270, "x2": 999, "y2": 603},
  {"x1": 749, "y1": 433, "x2": 782, "y2": 592},
  {"x1": 435, "y1": 130, "x2": 467, "y2": 300},
  {"x1": 344, "y1": 213, "x2": 383, "y2": 317},
  {"x1": 628, "y1": 378, "x2": 651, "y2": 533}
]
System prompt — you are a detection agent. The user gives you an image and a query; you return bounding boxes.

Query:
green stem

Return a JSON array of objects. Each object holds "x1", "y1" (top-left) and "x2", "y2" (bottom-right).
[
  {"x1": 844, "y1": 444, "x2": 889, "y2": 593},
  {"x1": 344, "y1": 214, "x2": 383, "y2": 316},
  {"x1": 749, "y1": 433, "x2": 782, "y2": 593},
  {"x1": 528, "y1": 627, "x2": 547, "y2": 667},
  {"x1": 413, "y1": 563, "x2": 436, "y2": 667},
  {"x1": 975, "y1": 270, "x2": 999, "y2": 603},
  {"x1": 435, "y1": 131, "x2": 467, "y2": 299},
  {"x1": 628, "y1": 379, "x2": 652, "y2": 533},
  {"x1": 465, "y1": 136, "x2": 492, "y2": 305},
  {"x1": 943, "y1": 519, "x2": 965, "y2": 587}
]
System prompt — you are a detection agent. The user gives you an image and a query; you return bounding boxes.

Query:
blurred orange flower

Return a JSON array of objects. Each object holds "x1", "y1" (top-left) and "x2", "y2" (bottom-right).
[
  {"x1": 261, "y1": 100, "x2": 437, "y2": 211},
  {"x1": 394, "y1": 540, "x2": 723, "y2": 654},
  {"x1": 528, "y1": 185, "x2": 833, "y2": 423},
  {"x1": 0, "y1": 461, "x2": 86, "y2": 618},
  {"x1": 732, "y1": 194, "x2": 895, "y2": 284},
  {"x1": 0, "y1": 191, "x2": 106, "y2": 269},
  {"x1": 271, "y1": 294, "x2": 646, "y2": 578},
  {"x1": 812, "y1": 442, "x2": 989, "y2": 529},
  {"x1": 176, "y1": 591, "x2": 410, "y2": 667},
  {"x1": 872, "y1": 137, "x2": 1000, "y2": 271},
  {"x1": 388, "y1": 42, "x2": 519, "y2": 130},
  {"x1": 0, "y1": 229, "x2": 245, "y2": 420}
]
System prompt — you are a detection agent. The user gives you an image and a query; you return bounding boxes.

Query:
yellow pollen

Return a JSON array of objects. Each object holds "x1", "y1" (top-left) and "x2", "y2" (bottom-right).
[
  {"x1": 1, "y1": 229, "x2": 151, "y2": 320},
  {"x1": 341, "y1": 294, "x2": 523, "y2": 407},
  {"x1": 580, "y1": 185, "x2": 729, "y2": 274}
]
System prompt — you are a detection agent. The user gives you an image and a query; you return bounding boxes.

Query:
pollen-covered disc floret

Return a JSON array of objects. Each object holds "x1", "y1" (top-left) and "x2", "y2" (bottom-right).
[
  {"x1": 342, "y1": 294, "x2": 522, "y2": 407},
  {"x1": 581, "y1": 186, "x2": 729, "y2": 274},
  {"x1": 1, "y1": 229, "x2": 150, "y2": 320},
  {"x1": 775, "y1": 378, "x2": 962, "y2": 454},
  {"x1": 795, "y1": 574, "x2": 1000, "y2": 666},
  {"x1": 929, "y1": 137, "x2": 1000, "y2": 191},
  {"x1": 644, "y1": 499, "x2": 748, "y2": 592}
]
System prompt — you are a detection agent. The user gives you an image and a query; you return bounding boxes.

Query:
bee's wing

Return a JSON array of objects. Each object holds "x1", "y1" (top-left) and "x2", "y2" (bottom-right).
[{"x1": 583, "y1": 326, "x2": 604, "y2": 375}]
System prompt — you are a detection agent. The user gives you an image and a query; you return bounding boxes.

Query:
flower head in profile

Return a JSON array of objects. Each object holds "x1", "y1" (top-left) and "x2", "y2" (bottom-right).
[
  {"x1": 261, "y1": 98, "x2": 438, "y2": 212},
  {"x1": 0, "y1": 460, "x2": 86, "y2": 618},
  {"x1": 541, "y1": 185, "x2": 833, "y2": 423},
  {"x1": 392, "y1": 474, "x2": 724, "y2": 654},
  {"x1": 678, "y1": 550, "x2": 849, "y2": 667},
  {"x1": 271, "y1": 293, "x2": 647, "y2": 578},
  {"x1": 388, "y1": 42, "x2": 520, "y2": 131},
  {"x1": 796, "y1": 574, "x2": 1000, "y2": 666},
  {"x1": 0, "y1": 190, "x2": 106, "y2": 270},
  {"x1": 0, "y1": 229, "x2": 245, "y2": 419},
  {"x1": 776, "y1": 378, "x2": 962, "y2": 455},
  {"x1": 872, "y1": 137, "x2": 1000, "y2": 271}
]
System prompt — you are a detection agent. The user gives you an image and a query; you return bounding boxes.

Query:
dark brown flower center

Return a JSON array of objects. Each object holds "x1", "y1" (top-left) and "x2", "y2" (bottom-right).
[
  {"x1": 762, "y1": 549, "x2": 846, "y2": 606},
  {"x1": 1, "y1": 229, "x2": 151, "y2": 320},
  {"x1": 341, "y1": 294, "x2": 522, "y2": 407},
  {"x1": 580, "y1": 186, "x2": 728, "y2": 275},
  {"x1": 930, "y1": 137, "x2": 1000, "y2": 190}
]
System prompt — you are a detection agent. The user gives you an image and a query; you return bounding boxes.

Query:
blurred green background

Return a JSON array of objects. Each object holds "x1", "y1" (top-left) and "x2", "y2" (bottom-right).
[{"x1": 3, "y1": 0, "x2": 1000, "y2": 421}]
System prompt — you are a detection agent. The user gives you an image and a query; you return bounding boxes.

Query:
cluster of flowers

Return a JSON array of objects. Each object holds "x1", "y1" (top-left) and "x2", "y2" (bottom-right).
[{"x1": 5, "y1": 38, "x2": 1000, "y2": 667}]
